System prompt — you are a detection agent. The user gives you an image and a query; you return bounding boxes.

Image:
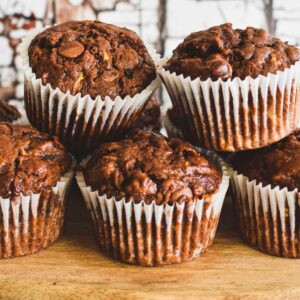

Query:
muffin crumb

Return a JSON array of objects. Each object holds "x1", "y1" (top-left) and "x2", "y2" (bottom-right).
[
  {"x1": 165, "y1": 23, "x2": 300, "y2": 80},
  {"x1": 28, "y1": 21, "x2": 157, "y2": 99},
  {"x1": 0, "y1": 123, "x2": 71, "y2": 198},
  {"x1": 233, "y1": 129, "x2": 300, "y2": 190},
  {"x1": 84, "y1": 129, "x2": 221, "y2": 204}
]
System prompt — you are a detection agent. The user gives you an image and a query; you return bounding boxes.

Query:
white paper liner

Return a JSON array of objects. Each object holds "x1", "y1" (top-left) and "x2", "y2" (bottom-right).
[
  {"x1": 76, "y1": 149, "x2": 230, "y2": 266},
  {"x1": 231, "y1": 170, "x2": 300, "y2": 258},
  {"x1": 162, "y1": 107, "x2": 236, "y2": 164},
  {"x1": 0, "y1": 169, "x2": 73, "y2": 258},
  {"x1": 8, "y1": 100, "x2": 29, "y2": 125},
  {"x1": 160, "y1": 62, "x2": 300, "y2": 152},
  {"x1": 21, "y1": 28, "x2": 162, "y2": 157}
]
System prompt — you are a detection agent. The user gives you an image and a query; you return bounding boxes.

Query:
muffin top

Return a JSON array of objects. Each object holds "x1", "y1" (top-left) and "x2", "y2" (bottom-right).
[
  {"x1": 165, "y1": 23, "x2": 300, "y2": 81},
  {"x1": 0, "y1": 99, "x2": 21, "y2": 123},
  {"x1": 0, "y1": 123, "x2": 71, "y2": 198},
  {"x1": 233, "y1": 130, "x2": 300, "y2": 190},
  {"x1": 132, "y1": 97, "x2": 161, "y2": 131},
  {"x1": 28, "y1": 21, "x2": 157, "y2": 99},
  {"x1": 84, "y1": 129, "x2": 221, "y2": 204}
]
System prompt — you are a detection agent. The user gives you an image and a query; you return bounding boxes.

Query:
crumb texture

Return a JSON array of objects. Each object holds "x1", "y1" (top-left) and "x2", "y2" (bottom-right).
[
  {"x1": 165, "y1": 23, "x2": 300, "y2": 80},
  {"x1": 0, "y1": 123, "x2": 71, "y2": 198},
  {"x1": 29, "y1": 21, "x2": 157, "y2": 99},
  {"x1": 233, "y1": 130, "x2": 300, "y2": 190},
  {"x1": 85, "y1": 129, "x2": 221, "y2": 204}
]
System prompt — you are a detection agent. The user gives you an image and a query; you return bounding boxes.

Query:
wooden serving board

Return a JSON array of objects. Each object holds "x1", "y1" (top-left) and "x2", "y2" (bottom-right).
[{"x1": 1, "y1": 181, "x2": 300, "y2": 300}]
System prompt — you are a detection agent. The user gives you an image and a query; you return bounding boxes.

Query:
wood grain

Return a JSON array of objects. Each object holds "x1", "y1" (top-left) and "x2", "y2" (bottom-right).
[{"x1": 1, "y1": 180, "x2": 300, "y2": 300}]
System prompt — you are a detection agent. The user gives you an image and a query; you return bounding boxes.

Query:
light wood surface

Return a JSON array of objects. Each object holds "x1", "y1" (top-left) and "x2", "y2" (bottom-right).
[{"x1": 1, "y1": 180, "x2": 300, "y2": 300}]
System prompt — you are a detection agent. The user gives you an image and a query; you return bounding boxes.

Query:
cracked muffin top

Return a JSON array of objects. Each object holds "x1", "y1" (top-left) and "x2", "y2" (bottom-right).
[
  {"x1": 28, "y1": 20, "x2": 157, "y2": 99},
  {"x1": 84, "y1": 129, "x2": 221, "y2": 204},
  {"x1": 233, "y1": 130, "x2": 300, "y2": 191},
  {"x1": 0, "y1": 99, "x2": 21, "y2": 123},
  {"x1": 0, "y1": 123, "x2": 71, "y2": 198},
  {"x1": 165, "y1": 23, "x2": 300, "y2": 81}
]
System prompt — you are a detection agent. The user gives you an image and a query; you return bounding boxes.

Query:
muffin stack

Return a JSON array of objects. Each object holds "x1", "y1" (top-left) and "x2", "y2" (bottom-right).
[
  {"x1": 3, "y1": 20, "x2": 297, "y2": 264},
  {"x1": 16, "y1": 20, "x2": 232, "y2": 266},
  {"x1": 160, "y1": 23, "x2": 300, "y2": 258},
  {"x1": 0, "y1": 20, "x2": 163, "y2": 259}
]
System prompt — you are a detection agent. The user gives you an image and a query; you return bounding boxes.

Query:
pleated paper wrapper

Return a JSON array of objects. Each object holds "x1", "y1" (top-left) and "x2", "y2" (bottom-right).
[
  {"x1": 160, "y1": 62, "x2": 300, "y2": 152},
  {"x1": 231, "y1": 170, "x2": 300, "y2": 258},
  {"x1": 162, "y1": 107, "x2": 235, "y2": 163},
  {"x1": 21, "y1": 28, "x2": 161, "y2": 158},
  {"x1": 76, "y1": 149, "x2": 230, "y2": 266},
  {"x1": 0, "y1": 169, "x2": 73, "y2": 258}
]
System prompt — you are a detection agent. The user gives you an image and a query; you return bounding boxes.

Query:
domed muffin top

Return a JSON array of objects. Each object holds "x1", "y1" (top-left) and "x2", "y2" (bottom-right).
[
  {"x1": 165, "y1": 23, "x2": 300, "y2": 81},
  {"x1": 0, "y1": 123, "x2": 71, "y2": 198},
  {"x1": 233, "y1": 130, "x2": 300, "y2": 191},
  {"x1": 28, "y1": 21, "x2": 157, "y2": 99},
  {"x1": 84, "y1": 129, "x2": 221, "y2": 204},
  {"x1": 0, "y1": 99, "x2": 21, "y2": 123}
]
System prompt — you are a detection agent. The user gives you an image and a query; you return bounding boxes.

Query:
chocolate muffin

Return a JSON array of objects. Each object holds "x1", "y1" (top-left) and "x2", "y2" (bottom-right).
[
  {"x1": 24, "y1": 20, "x2": 160, "y2": 158},
  {"x1": 132, "y1": 97, "x2": 161, "y2": 130},
  {"x1": 0, "y1": 99, "x2": 21, "y2": 123},
  {"x1": 28, "y1": 20, "x2": 156, "y2": 99},
  {"x1": 160, "y1": 23, "x2": 300, "y2": 152},
  {"x1": 0, "y1": 123, "x2": 72, "y2": 258},
  {"x1": 233, "y1": 130, "x2": 300, "y2": 190},
  {"x1": 231, "y1": 129, "x2": 300, "y2": 258},
  {"x1": 0, "y1": 123, "x2": 71, "y2": 198},
  {"x1": 77, "y1": 129, "x2": 229, "y2": 266},
  {"x1": 165, "y1": 23, "x2": 300, "y2": 80},
  {"x1": 85, "y1": 129, "x2": 221, "y2": 204}
]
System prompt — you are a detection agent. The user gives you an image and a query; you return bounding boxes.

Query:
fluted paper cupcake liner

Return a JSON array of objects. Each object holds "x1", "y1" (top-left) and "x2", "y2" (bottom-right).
[
  {"x1": 162, "y1": 108, "x2": 235, "y2": 163},
  {"x1": 21, "y1": 28, "x2": 161, "y2": 158},
  {"x1": 160, "y1": 62, "x2": 300, "y2": 152},
  {"x1": 231, "y1": 170, "x2": 300, "y2": 258},
  {"x1": 0, "y1": 169, "x2": 73, "y2": 258},
  {"x1": 76, "y1": 149, "x2": 230, "y2": 266}
]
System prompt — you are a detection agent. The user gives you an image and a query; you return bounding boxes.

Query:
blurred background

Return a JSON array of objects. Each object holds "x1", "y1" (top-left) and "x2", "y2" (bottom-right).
[{"x1": 0, "y1": 0, "x2": 298, "y2": 103}]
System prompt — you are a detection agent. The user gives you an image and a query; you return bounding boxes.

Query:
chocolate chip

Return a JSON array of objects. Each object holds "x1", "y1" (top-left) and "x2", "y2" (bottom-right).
[
  {"x1": 58, "y1": 41, "x2": 84, "y2": 58},
  {"x1": 125, "y1": 69, "x2": 134, "y2": 79}
]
